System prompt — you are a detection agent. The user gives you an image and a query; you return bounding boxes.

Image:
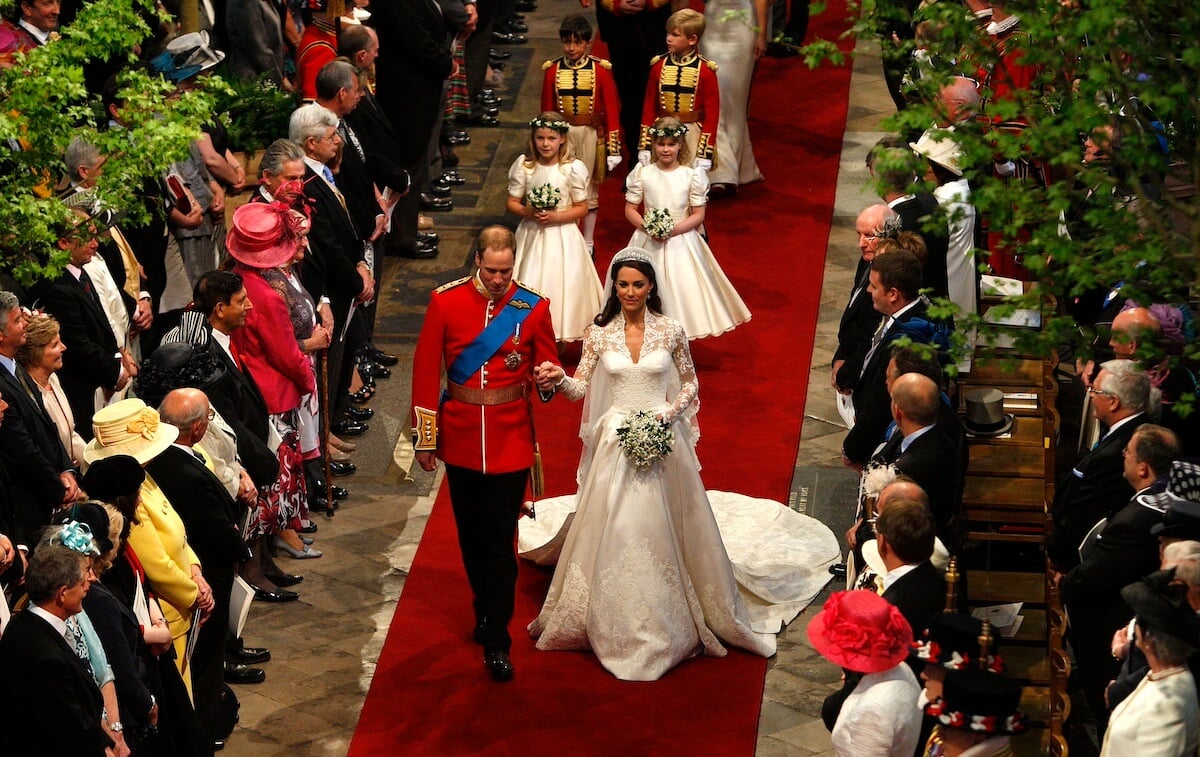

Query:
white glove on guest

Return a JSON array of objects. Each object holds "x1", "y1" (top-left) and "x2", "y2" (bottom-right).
[
  {"x1": 694, "y1": 158, "x2": 713, "y2": 172},
  {"x1": 606, "y1": 155, "x2": 622, "y2": 172},
  {"x1": 637, "y1": 150, "x2": 651, "y2": 166},
  {"x1": 994, "y1": 160, "x2": 1017, "y2": 176}
]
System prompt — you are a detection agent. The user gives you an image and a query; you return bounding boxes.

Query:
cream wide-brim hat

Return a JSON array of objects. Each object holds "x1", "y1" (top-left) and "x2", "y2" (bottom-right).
[{"x1": 83, "y1": 398, "x2": 179, "y2": 465}]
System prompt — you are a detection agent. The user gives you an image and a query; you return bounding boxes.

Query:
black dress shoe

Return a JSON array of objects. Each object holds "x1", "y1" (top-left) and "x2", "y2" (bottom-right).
[
  {"x1": 429, "y1": 178, "x2": 453, "y2": 197},
  {"x1": 331, "y1": 485, "x2": 349, "y2": 501},
  {"x1": 367, "y1": 347, "x2": 400, "y2": 366},
  {"x1": 311, "y1": 496, "x2": 340, "y2": 512},
  {"x1": 213, "y1": 740, "x2": 225, "y2": 751},
  {"x1": 297, "y1": 522, "x2": 318, "y2": 534},
  {"x1": 439, "y1": 170, "x2": 466, "y2": 186},
  {"x1": 476, "y1": 104, "x2": 500, "y2": 118},
  {"x1": 487, "y1": 50, "x2": 511, "y2": 61},
  {"x1": 362, "y1": 362, "x2": 391, "y2": 379},
  {"x1": 346, "y1": 406, "x2": 374, "y2": 421},
  {"x1": 484, "y1": 650, "x2": 514, "y2": 681},
  {"x1": 492, "y1": 30, "x2": 527, "y2": 45},
  {"x1": 396, "y1": 244, "x2": 439, "y2": 259},
  {"x1": 330, "y1": 460, "x2": 357, "y2": 477},
  {"x1": 225, "y1": 663, "x2": 266, "y2": 684},
  {"x1": 421, "y1": 194, "x2": 454, "y2": 212},
  {"x1": 229, "y1": 646, "x2": 272, "y2": 665},
  {"x1": 442, "y1": 130, "x2": 471, "y2": 146},
  {"x1": 442, "y1": 149, "x2": 460, "y2": 168},
  {"x1": 461, "y1": 113, "x2": 499, "y2": 128},
  {"x1": 332, "y1": 420, "x2": 368, "y2": 437},
  {"x1": 348, "y1": 387, "x2": 373, "y2": 404},
  {"x1": 505, "y1": 18, "x2": 528, "y2": 33},
  {"x1": 263, "y1": 572, "x2": 303, "y2": 587},
  {"x1": 479, "y1": 95, "x2": 503, "y2": 108},
  {"x1": 417, "y1": 231, "x2": 441, "y2": 245},
  {"x1": 251, "y1": 585, "x2": 300, "y2": 602},
  {"x1": 828, "y1": 562, "x2": 847, "y2": 577}
]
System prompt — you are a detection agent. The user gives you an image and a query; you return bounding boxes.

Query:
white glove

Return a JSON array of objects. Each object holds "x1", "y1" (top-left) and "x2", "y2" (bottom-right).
[
  {"x1": 694, "y1": 158, "x2": 713, "y2": 172},
  {"x1": 606, "y1": 155, "x2": 622, "y2": 172},
  {"x1": 637, "y1": 150, "x2": 651, "y2": 166},
  {"x1": 994, "y1": 160, "x2": 1017, "y2": 176}
]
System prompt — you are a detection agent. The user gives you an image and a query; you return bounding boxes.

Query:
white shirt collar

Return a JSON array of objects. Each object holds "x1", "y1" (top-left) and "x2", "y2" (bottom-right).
[
  {"x1": 303, "y1": 156, "x2": 333, "y2": 187},
  {"x1": 18, "y1": 20, "x2": 52, "y2": 45},
  {"x1": 28, "y1": 604, "x2": 69, "y2": 638},
  {"x1": 1103, "y1": 412, "x2": 1144, "y2": 441},
  {"x1": 882, "y1": 561, "x2": 919, "y2": 592},
  {"x1": 209, "y1": 327, "x2": 236, "y2": 362}
]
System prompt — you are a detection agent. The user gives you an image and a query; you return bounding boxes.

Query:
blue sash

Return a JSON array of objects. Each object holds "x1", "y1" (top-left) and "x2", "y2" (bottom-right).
[{"x1": 447, "y1": 288, "x2": 542, "y2": 385}]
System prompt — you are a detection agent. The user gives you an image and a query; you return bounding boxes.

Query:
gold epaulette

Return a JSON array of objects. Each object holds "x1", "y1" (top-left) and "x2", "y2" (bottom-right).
[
  {"x1": 704, "y1": 58, "x2": 719, "y2": 72},
  {"x1": 595, "y1": 57, "x2": 612, "y2": 69},
  {"x1": 650, "y1": 54, "x2": 664, "y2": 65},
  {"x1": 434, "y1": 275, "x2": 471, "y2": 294},
  {"x1": 515, "y1": 281, "x2": 547, "y2": 299},
  {"x1": 542, "y1": 59, "x2": 554, "y2": 70}
]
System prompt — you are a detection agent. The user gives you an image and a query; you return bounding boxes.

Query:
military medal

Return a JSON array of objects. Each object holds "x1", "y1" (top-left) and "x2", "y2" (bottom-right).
[{"x1": 506, "y1": 324, "x2": 523, "y2": 370}]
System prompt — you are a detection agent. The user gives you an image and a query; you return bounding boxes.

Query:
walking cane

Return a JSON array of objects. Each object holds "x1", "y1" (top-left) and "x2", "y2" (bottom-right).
[{"x1": 318, "y1": 347, "x2": 335, "y2": 518}]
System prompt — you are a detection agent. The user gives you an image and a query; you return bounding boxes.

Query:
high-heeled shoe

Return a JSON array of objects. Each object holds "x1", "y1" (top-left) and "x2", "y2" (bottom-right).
[{"x1": 272, "y1": 535, "x2": 323, "y2": 559}]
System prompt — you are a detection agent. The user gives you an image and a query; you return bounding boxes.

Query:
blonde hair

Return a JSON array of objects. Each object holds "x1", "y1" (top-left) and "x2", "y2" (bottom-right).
[
  {"x1": 523, "y1": 111, "x2": 573, "y2": 168},
  {"x1": 16, "y1": 312, "x2": 61, "y2": 370},
  {"x1": 667, "y1": 8, "x2": 705, "y2": 39},
  {"x1": 95, "y1": 504, "x2": 126, "y2": 574},
  {"x1": 649, "y1": 116, "x2": 691, "y2": 166}
]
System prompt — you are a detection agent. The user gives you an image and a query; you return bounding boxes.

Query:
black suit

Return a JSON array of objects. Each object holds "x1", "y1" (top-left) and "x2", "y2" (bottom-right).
[
  {"x1": 0, "y1": 610, "x2": 111, "y2": 755},
  {"x1": 344, "y1": 90, "x2": 412, "y2": 197},
  {"x1": 202, "y1": 335, "x2": 279, "y2": 487},
  {"x1": 32, "y1": 270, "x2": 123, "y2": 440},
  {"x1": 0, "y1": 362, "x2": 72, "y2": 541},
  {"x1": 1048, "y1": 414, "x2": 1147, "y2": 570},
  {"x1": 843, "y1": 299, "x2": 932, "y2": 465},
  {"x1": 888, "y1": 424, "x2": 967, "y2": 545},
  {"x1": 832, "y1": 258, "x2": 882, "y2": 390},
  {"x1": 881, "y1": 560, "x2": 946, "y2": 638},
  {"x1": 147, "y1": 444, "x2": 245, "y2": 741}
]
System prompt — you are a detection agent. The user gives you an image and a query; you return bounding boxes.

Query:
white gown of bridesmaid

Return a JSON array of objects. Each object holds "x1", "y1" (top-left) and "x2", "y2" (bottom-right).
[
  {"x1": 623, "y1": 163, "x2": 751, "y2": 339},
  {"x1": 509, "y1": 156, "x2": 605, "y2": 342},
  {"x1": 703, "y1": 0, "x2": 764, "y2": 186},
  {"x1": 525, "y1": 313, "x2": 839, "y2": 681}
]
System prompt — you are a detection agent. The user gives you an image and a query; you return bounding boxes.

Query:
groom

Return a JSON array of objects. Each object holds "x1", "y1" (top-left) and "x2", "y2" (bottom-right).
[{"x1": 411, "y1": 226, "x2": 562, "y2": 681}]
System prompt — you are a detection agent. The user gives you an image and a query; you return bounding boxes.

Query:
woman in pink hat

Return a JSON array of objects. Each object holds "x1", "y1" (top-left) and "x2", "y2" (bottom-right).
[
  {"x1": 808, "y1": 590, "x2": 923, "y2": 756},
  {"x1": 226, "y1": 201, "x2": 327, "y2": 560}
]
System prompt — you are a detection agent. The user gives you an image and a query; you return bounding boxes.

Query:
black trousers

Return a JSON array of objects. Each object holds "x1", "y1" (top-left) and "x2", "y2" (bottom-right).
[
  {"x1": 445, "y1": 464, "x2": 527, "y2": 653},
  {"x1": 595, "y1": 4, "x2": 672, "y2": 159}
]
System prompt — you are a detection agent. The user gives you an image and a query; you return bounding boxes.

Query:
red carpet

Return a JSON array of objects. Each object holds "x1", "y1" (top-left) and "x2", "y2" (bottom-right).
[{"x1": 350, "y1": 6, "x2": 853, "y2": 753}]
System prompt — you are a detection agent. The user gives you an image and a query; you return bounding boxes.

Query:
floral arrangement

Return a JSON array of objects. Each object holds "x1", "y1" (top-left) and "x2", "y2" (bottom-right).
[
  {"x1": 647, "y1": 124, "x2": 688, "y2": 140},
  {"x1": 527, "y1": 183, "x2": 562, "y2": 211},
  {"x1": 616, "y1": 411, "x2": 673, "y2": 470},
  {"x1": 642, "y1": 208, "x2": 675, "y2": 240},
  {"x1": 529, "y1": 116, "x2": 571, "y2": 133},
  {"x1": 861, "y1": 462, "x2": 898, "y2": 499}
]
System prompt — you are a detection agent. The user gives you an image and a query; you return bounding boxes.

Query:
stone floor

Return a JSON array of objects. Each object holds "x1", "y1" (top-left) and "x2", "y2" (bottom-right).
[{"x1": 226, "y1": 7, "x2": 898, "y2": 755}]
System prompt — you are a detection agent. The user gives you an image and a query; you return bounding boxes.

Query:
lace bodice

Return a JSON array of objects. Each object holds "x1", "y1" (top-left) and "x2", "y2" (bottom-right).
[{"x1": 560, "y1": 311, "x2": 698, "y2": 424}]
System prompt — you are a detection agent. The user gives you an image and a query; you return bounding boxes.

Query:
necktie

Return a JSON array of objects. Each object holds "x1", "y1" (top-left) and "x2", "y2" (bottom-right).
[
  {"x1": 340, "y1": 120, "x2": 366, "y2": 163},
  {"x1": 78, "y1": 269, "x2": 101, "y2": 308},
  {"x1": 193, "y1": 448, "x2": 207, "y2": 464},
  {"x1": 228, "y1": 340, "x2": 244, "y2": 371},
  {"x1": 321, "y1": 165, "x2": 337, "y2": 188},
  {"x1": 859, "y1": 317, "x2": 891, "y2": 378}
]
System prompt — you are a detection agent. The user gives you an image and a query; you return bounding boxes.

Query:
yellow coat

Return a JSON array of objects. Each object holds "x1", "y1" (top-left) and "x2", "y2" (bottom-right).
[{"x1": 125, "y1": 473, "x2": 200, "y2": 643}]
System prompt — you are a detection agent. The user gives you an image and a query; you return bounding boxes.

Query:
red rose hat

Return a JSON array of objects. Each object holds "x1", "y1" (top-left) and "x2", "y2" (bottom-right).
[{"x1": 808, "y1": 590, "x2": 913, "y2": 674}]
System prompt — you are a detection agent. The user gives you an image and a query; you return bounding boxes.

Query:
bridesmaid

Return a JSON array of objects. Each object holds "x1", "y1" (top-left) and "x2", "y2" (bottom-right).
[{"x1": 703, "y1": 0, "x2": 767, "y2": 196}]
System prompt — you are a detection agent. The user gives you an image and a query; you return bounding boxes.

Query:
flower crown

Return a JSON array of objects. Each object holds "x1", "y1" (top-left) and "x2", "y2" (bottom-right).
[
  {"x1": 529, "y1": 116, "x2": 570, "y2": 133},
  {"x1": 647, "y1": 124, "x2": 688, "y2": 140}
]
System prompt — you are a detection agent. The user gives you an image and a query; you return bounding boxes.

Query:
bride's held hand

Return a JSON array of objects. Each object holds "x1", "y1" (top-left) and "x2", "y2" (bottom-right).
[{"x1": 535, "y1": 361, "x2": 564, "y2": 391}]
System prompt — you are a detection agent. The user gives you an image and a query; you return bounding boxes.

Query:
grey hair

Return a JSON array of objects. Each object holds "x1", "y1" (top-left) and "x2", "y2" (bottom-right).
[
  {"x1": 1099, "y1": 359, "x2": 1150, "y2": 413},
  {"x1": 65, "y1": 136, "x2": 102, "y2": 183},
  {"x1": 1141, "y1": 624, "x2": 1197, "y2": 667},
  {"x1": 315, "y1": 59, "x2": 359, "y2": 101},
  {"x1": 1164, "y1": 541, "x2": 1200, "y2": 587},
  {"x1": 288, "y1": 103, "x2": 339, "y2": 146},
  {"x1": 258, "y1": 138, "x2": 306, "y2": 179},
  {"x1": 0, "y1": 290, "x2": 20, "y2": 336},
  {"x1": 25, "y1": 545, "x2": 87, "y2": 605}
]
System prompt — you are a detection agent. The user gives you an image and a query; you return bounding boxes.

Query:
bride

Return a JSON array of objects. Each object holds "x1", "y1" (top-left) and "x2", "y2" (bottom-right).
[{"x1": 528, "y1": 247, "x2": 838, "y2": 681}]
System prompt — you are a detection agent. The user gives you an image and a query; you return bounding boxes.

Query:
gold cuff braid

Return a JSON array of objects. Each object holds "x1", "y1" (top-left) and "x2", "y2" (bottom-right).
[{"x1": 413, "y1": 406, "x2": 437, "y2": 450}]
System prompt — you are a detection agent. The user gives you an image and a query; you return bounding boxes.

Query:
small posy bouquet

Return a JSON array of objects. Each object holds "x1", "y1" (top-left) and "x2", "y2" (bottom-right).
[
  {"x1": 642, "y1": 208, "x2": 675, "y2": 240},
  {"x1": 616, "y1": 410, "x2": 673, "y2": 470},
  {"x1": 527, "y1": 183, "x2": 562, "y2": 211}
]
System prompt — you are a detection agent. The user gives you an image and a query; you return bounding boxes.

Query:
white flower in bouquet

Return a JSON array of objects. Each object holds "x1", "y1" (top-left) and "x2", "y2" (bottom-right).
[
  {"x1": 861, "y1": 463, "x2": 898, "y2": 499},
  {"x1": 527, "y1": 183, "x2": 562, "y2": 211},
  {"x1": 616, "y1": 410, "x2": 673, "y2": 470},
  {"x1": 642, "y1": 208, "x2": 675, "y2": 240}
]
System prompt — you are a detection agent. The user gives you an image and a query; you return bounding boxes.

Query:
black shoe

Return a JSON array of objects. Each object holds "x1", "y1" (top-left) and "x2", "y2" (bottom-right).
[
  {"x1": 396, "y1": 244, "x2": 439, "y2": 259},
  {"x1": 362, "y1": 362, "x2": 391, "y2": 379},
  {"x1": 367, "y1": 348, "x2": 399, "y2": 366},
  {"x1": 484, "y1": 650, "x2": 514, "y2": 681},
  {"x1": 476, "y1": 104, "x2": 500, "y2": 117},
  {"x1": 461, "y1": 113, "x2": 499, "y2": 128},
  {"x1": 417, "y1": 231, "x2": 441, "y2": 246},
  {"x1": 263, "y1": 572, "x2": 303, "y2": 587},
  {"x1": 505, "y1": 18, "x2": 528, "y2": 33},
  {"x1": 330, "y1": 460, "x2": 358, "y2": 477},
  {"x1": 213, "y1": 740, "x2": 225, "y2": 751},
  {"x1": 514, "y1": 0, "x2": 537, "y2": 12},
  {"x1": 297, "y1": 522, "x2": 318, "y2": 534},
  {"x1": 442, "y1": 130, "x2": 471, "y2": 146},
  {"x1": 487, "y1": 50, "x2": 511, "y2": 61},
  {"x1": 331, "y1": 485, "x2": 349, "y2": 501},
  {"x1": 332, "y1": 420, "x2": 368, "y2": 437},
  {"x1": 225, "y1": 663, "x2": 266, "y2": 684},
  {"x1": 251, "y1": 585, "x2": 300, "y2": 603},
  {"x1": 828, "y1": 562, "x2": 847, "y2": 578},
  {"x1": 473, "y1": 617, "x2": 490, "y2": 644},
  {"x1": 420, "y1": 194, "x2": 454, "y2": 212},
  {"x1": 489, "y1": 60, "x2": 507, "y2": 72},
  {"x1": 311, "y1": 496, "x2": 340, "y2": 512},
  {"x1": 429, "y1": 178, "x2": 453, "y2": 197},
  {"x1": 229, "y1": 646, "x2": 272, "y2": 665},
  {"x1": 492, "y1": 30, "x2": 527, "y2": 45},
  {"x1": 346, "y1": 406, "x2": 374, "y2": 421},
  {"x1": 479, "y1": 95, "x2": 502, "y2": 108},
  {"x1": 348, "y1": 387, "x2": 373, "y2": 404},
  {"x1": 442, "y1": 150, "x2": 460, "y2": 168},
  {"x1": 439, "y1": 170, "x2": 466, "y2": 186}
]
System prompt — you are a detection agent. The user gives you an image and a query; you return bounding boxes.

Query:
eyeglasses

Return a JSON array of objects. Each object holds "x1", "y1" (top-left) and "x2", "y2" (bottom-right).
[
  {"x1": 1087, "y1": 386, "x2": 1116, "y2": 399},
  {"x1": 206, "y1": 408, "x2": 216, "y2": 421}
]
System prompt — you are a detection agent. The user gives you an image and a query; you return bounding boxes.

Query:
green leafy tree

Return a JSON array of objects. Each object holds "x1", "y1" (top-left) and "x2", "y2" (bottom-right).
[{"x1": 0, "y1": 0, "x2": 217, "y2": 286}]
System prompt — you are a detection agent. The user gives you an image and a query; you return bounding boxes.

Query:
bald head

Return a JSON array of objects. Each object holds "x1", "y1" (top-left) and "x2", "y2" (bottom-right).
[
  {"x1": 891, "y1": 373, "x2": 941, "y2": 428},
  {"x1": 936, "y1": 77, "x2": 980, "y2": 127},
  {"x1": 159, "y1": 388, "x2": 211, "y2": 445},
  {"x1": 855, "y1": 204, "x2": 897, "y2": 261},
  {"x1": 878, "y1": 477, "x2": 930, "y2": 512},
  {"x1": 1110, "y1": 307, "x2": 1162, "y2": 360}
]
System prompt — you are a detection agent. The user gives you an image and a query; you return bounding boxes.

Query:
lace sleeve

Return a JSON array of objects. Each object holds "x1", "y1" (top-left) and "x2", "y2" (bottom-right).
[
  {"x1": 664, "y1": 318, "x2": 698, "y2": 423},
  {"x1": 559, "y1": 323, "x2": 600, "y2": 401}
]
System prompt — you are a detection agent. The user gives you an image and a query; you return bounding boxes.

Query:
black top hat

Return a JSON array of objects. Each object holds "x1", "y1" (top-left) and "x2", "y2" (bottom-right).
[
  {"x1": 962, "y1": 388, "x2": 1014, "y2": 437},
  {"x1": 80, "y1": 454, "x2": 146, "y2": 503},
  {"x1": 1120, "y1": 568, "x2": 1200, "y2": 648},
  {"x1": 924, "y1": 668, "x2": 1027, "y2": 735},
  {"x1": 911, "y1": 613, "x2": 1005, "y2": 672},
  {"x1": 54, "y1": 502, "x2": 114, "y2": 555},
  {"x1": 135, "y1": 342, "x2": 226, "y2": 408}
]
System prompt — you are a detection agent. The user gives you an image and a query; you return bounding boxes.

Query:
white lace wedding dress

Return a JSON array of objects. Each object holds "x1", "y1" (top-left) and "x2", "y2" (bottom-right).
[{"x1": 524, "y1": 313, "x2": 839, "y2": 680}]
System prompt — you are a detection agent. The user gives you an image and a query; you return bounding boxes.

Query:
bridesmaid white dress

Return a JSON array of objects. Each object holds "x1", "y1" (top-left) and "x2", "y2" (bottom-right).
[
  {"x1": 703, "y1": 0, "x2": 765, "y2": 187},
  {"x1": 622, "y1": 163, "x2": 751, "y2": 339},
  {"x1": 508, "y1": 156, "x2": 605, "y2": 342},
  {"x1": 524, "y1": 313, "x2": 839, "y2": 680}
]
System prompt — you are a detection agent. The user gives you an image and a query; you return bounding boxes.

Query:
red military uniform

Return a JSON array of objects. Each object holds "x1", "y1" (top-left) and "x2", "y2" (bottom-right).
[
  {"x1": 411, "y1": 275, "x2": 559, "y2": 474},
  {"x1": 541, "y1": 55, "x2": 623, "y2": 170},
  {"x1": 296, "y1": 18, "x2": 337, "y2": 102},
  {"x1": 640, "y1": 52, "x2": 720, "y2": 162}
]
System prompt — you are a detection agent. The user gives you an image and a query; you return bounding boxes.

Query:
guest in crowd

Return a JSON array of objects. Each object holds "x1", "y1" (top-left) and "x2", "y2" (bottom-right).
[
  {"x1": 923, "y1": 668, "x2": 1027, "y2": 756},
  {"x1": 16, "y1": 312, "x2": 88, "y2": 466}
]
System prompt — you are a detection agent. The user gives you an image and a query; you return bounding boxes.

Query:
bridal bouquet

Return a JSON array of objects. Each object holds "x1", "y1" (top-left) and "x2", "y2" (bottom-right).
[
  {"x1": 642, "y1": 208, "x2": 675, "y2": 240},
  {"x1": 527, "y1": 183, "x2": 562, "y2": 211},
  {"x1": 616, "y1": 411, "x2": 673, "y2": 470}
]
